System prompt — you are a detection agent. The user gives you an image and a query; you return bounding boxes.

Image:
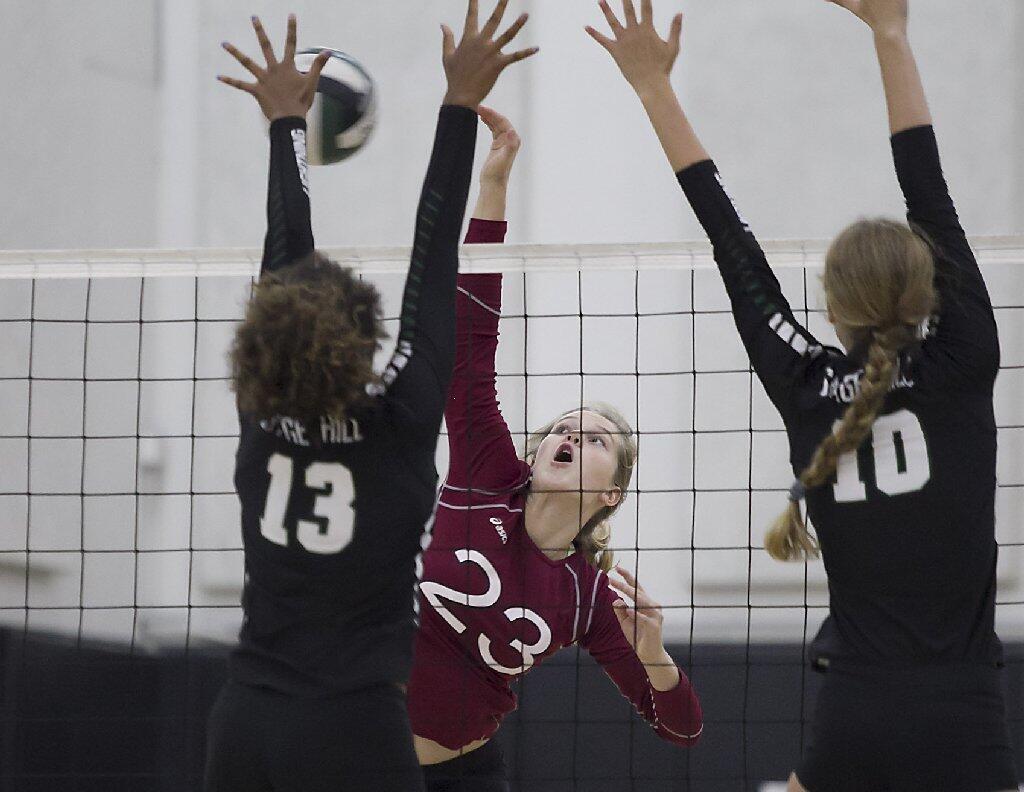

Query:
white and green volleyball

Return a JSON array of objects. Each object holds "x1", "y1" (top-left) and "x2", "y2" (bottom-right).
[{"x1": 295, "y1": 48, "x2": 376, "y2": 165}]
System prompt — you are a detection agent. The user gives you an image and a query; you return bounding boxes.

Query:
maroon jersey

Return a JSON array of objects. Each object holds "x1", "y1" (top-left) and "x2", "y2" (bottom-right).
[{"x1": 407, "y1": 220, "x2": 703, "y2": 750}]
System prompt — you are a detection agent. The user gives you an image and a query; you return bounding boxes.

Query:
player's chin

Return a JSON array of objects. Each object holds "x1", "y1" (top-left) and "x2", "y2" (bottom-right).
[{"x1": 531, "y1": 466, "x2": 588, "y2": 495}]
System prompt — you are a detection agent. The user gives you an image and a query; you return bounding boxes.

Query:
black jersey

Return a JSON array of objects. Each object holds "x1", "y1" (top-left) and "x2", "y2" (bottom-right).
[
  {"x1": 678, "y1": 126, "x2": 1003, "y2": 668},
  {"x1": 229, "y1": 107, "x2": 478, "y2": 696}
]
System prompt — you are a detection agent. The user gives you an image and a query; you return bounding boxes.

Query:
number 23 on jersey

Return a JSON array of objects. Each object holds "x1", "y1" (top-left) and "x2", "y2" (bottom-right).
[{"x1": 420, "y1": 550, "x2": 554, "y2": 677}]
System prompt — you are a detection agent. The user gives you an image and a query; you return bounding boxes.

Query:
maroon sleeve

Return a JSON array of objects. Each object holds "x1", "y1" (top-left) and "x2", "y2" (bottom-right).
[
  {"x1": 580, "y1": 574, "x2": 703, "y2": 746},
  {"x1": 445, "y1": 220, "x2": 528, "y2": 492},
  {"x1": 464, "y1": 218, "x2": 507, "y2": 244}
]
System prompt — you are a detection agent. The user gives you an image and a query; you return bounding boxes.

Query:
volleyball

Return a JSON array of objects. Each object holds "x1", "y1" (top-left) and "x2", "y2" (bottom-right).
[{"x1": 295, "y1": 48, "x2": 377, "y2": 165}]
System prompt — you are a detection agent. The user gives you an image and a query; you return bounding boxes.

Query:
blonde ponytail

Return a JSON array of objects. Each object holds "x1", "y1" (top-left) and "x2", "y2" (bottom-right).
[
  {"x1": 766, "y1": 329, "x2": 910, "y2": 560},
  {"x1": 767, "y1": 217, "x2": 937, "y2": 562},
  {"x1": 765, "y1": 501, "x2": 819, "y2": 562},
  {"x1": 574, "y1": 519, "x2": 615, "y2": 573}
]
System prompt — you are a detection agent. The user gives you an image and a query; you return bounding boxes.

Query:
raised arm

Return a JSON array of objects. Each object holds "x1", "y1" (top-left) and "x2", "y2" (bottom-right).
[
  {"x1": 258, "y1": 117, "x2": 314, "y2": 275},
  {"x1": 581, "y1": 566, "x2": 702, "y2": 746},
  {"x1": 219, "y1": 15, "x2": 330, "y2": 276},
  {"x1": 586, "y1": 0, "x2": 704, "y2": 172},
  {"x1": 471, "y1": 105, "x2": 520, "y2": 221},
  {"x1": 446, "y1": 107, "x2": 529, "y2": 492},
  {"x1": 829, "y1": 0, "x2": 998, "y2": 380},
  {"x1": 829, "y1": 0, "x2": 929, "y2": 135},
  {"x1": 587, "y1": 1, "x2": 823, "y2": 417},
  {"x1": 379, "y1": 1, "x2": 538, "y2": 436}
]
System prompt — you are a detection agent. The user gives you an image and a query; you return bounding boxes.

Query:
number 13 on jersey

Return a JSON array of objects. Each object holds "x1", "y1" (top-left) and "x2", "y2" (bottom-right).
[{"x1": 260, "y1": 453, "x2": 356, "y2": 554}]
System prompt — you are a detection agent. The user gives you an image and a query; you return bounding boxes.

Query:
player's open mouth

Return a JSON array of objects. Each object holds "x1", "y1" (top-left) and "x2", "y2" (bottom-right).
[{"x1": 553, "y1": 442, "x2": 574, "y2": 464}]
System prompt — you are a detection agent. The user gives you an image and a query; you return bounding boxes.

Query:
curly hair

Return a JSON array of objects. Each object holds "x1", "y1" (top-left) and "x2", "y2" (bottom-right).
[
  {"x1": 230, "y1": 252, "x2": 387, "y2": 425},
  {"x1": 525, "y1": 403, "x2": 638, "y2": 573},
  {"x1": 765, "y1": 219, "x2": 937, "y2": 561}
]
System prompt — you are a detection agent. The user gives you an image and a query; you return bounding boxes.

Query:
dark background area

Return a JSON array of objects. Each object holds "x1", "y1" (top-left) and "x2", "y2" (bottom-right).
[{"x1": 1, "y1": 629, "x2": 1020, "y2": 791}]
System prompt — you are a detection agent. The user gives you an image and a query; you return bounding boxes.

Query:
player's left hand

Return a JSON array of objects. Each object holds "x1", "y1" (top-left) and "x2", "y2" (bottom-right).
[
  {"x1": 218, "y1": 14, "x2": 330, "y2": 122},
  {"x1": 586, "y1": 0, "x2": 683, "y2": 96},
  {"x1": 609, "y1": 564, "x2": 667, "y2": 664}
]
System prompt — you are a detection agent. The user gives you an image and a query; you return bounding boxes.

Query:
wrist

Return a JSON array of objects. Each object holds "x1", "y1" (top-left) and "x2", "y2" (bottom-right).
[
  {"x1": 872, "y1": 27, "x2": 910, "y2": 46},
  {"x1": 443, "y1": 89, "x2": 477, "y2": 108},
  {"x1": 267, "y1": 110, "x2": 307, "y2": 123},
  {"x1": 643, "y1": 649, "x2": 681, "y2": 692},
  {"x1": 632, "y1": 75, "x2": 674, "y2": 104},
  {"x1": 639, "y1": 646, "x2": 672, "y2": 668}
]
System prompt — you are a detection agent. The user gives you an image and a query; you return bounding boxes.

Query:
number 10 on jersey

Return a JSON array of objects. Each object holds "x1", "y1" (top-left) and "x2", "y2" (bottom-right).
[
  {"x1": 833, "y1": 408, "x2": 931, "y2": 502},
  {"x1": 260, "y1": 453, "x2": 356, "y2": 554}
]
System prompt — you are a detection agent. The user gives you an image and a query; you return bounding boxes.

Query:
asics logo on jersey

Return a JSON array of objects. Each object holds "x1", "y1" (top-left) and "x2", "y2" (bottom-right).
[{"x1": 489, "y1": 516, "x2": 508, "y2": 544}]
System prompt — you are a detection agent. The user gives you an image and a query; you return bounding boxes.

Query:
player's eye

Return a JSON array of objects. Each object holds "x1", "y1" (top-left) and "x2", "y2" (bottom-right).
[{"x1": 589, "y1": 435, "x2": 606, "y2": 447}]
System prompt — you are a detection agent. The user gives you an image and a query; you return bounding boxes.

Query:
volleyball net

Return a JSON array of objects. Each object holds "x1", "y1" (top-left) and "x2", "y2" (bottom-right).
[{"x1": 1, "y1": 239, "x2": 1021, "y2": 788}]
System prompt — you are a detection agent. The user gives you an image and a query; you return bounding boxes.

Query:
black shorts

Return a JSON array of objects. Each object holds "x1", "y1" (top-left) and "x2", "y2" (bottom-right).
[
  {"x1": 796, "y1": 663, "x2": 1018, "y2": 792},
  {"x1": 422, "y1": 739, "x2": 509, "y2": 792},
  {"x1": 204, "y1": 680, "x2": 425, "y2": 792}
]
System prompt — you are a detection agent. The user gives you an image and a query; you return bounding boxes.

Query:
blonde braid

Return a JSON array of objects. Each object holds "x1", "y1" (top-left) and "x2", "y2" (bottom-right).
[{"x1": 765, "y1": 326, "x2": 915, "y2": 561}]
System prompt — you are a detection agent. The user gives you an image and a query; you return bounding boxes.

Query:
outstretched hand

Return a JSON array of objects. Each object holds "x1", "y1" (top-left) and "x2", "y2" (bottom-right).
[
  {"x1": 609, "y1": 564, "x2": 668, "y2": 665},
  {"x1": 586, "y1": 0, "x2": 682, "y2": 96},
  {"x1": 477, "y1": 106, "x2": 521, "y2": 184},
  {"x1": 218, "y1": 15, "x2": 330, "y2": 122},
  {"x1": 827, "y1": 0, "x2": 909, "y2": 37},
  {"x1": 443, "y1": 0, "x2": 539, "y2": 108}
]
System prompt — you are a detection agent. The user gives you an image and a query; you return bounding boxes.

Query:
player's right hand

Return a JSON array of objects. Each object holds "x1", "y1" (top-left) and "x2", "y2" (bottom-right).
[
  {"x1": 477, "y1": 107, "x2": 521, "y2": 185},
  {"x1": 585, "y1": 0, "x2": 683, "y2": 98},
  {"x1": 218, "y1": 14, "x2": 330, "y2": 122},
  {"x1": 442, "y1": 0, "x2": 539, "y2": 109},
  {"x1": 826, "y1": 0, "x2": 909, "y2": 38}
]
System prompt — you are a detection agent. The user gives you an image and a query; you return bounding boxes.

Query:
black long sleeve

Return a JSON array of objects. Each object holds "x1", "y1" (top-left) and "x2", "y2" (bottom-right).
[
  {"x1": 261, "y1": 117, "x2": 314, "y2": 276},
  {"x1": 229, "y1": 109, "x2": 477, "y2": 699},
  {"x1": 891, "y1": 125, "x2": 999, "y2": 386},
  {"x1": 677, "y1": 161, "x2": 824, "y2": 420},
  {"x1": 376, "y1": 105, "x2": 478, "y2": 438}
]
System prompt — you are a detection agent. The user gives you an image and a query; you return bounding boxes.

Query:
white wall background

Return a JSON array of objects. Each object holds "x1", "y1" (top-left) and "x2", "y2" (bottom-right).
[{"x1": 1, "y1": 1, "x2": 1022, "y2": 250}]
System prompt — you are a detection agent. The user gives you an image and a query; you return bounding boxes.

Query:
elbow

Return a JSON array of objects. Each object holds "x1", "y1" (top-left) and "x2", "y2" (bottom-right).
[
  {"x1": 657, "y1": 703, "x2": 703, "y2": 747},
  {"x1": 683, "y1": 722, "x2": 703, "y2": 746},
  {"x1": 650, "y1": 676, "x2": 703, "y2": 747},
  {"x1": 660, "y1": 720, "x2": 703, "y2": 747}
]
